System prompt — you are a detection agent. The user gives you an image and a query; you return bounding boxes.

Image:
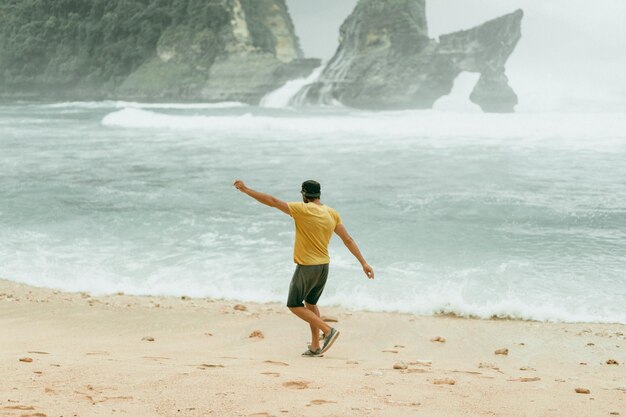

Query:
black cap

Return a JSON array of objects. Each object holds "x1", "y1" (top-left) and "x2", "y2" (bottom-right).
[{"x1": 301, "y1": 180, "x2": 321, "y2": 198}]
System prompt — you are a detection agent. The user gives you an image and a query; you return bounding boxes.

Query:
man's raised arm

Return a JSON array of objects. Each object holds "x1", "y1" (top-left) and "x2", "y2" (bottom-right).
[
  {"x1": 334, "y1": 224, "x2": 375, "y2": 279},
  {"x1": 234, "y1": 180, "x2": 290, "y2": 216}
]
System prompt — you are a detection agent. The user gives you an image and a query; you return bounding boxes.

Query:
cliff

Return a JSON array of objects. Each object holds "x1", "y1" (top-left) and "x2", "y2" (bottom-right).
[
  {"x1": 296, "y1": 0, "x2": 523, "y2": 113},
  {"x1": 0, "y1": 0, "x2": 319, "y2": 102}
]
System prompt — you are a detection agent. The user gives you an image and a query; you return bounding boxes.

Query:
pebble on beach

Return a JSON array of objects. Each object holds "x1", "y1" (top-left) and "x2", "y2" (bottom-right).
[
  {"x1": 233, "y1": 304, "x2": 247, "y2": 311},
  {"x1": 19, "y1": 357, "x2": 33, "y2": 363},
  {"x1": 433, "y1": 378, "x2": 456, "y2": 385},
  {"x1": 249, "y1": 330, "x2": 264, "y2": 339},
  {"x1": 575, "y1": 387, "x2": 591, "y2": 394},
  {"x1": 495, "y1": 348, "x2": 509, "y2": 355},
  {"x1": 393, "y1": 362, "x2": 408, "y2": 370},
  {"x1": 606, "y1": 359, "x2": 619, "y2": 365},
  {"x1": 141, "y1": 336, "x2": 155, "y2": 342},
  {"x1": 430, "y1": 336, "x2": 446, "y2": 343}
]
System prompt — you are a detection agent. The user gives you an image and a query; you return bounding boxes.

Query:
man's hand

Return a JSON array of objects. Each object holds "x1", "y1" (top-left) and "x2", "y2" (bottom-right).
[
  {"x1": 233, "y1": 180, "x2": 290, "y2": 216},
  {"x1": 234, "y1": 179, "x2": 248, "y2": 193},
  {"x1": 362, "y1": 263, "x2": 375, "y2": 280}
]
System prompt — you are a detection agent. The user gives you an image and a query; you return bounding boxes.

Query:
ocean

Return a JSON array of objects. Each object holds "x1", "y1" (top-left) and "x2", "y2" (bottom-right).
[{"x1": 1, "y1": 100, "x2": 625, "y2": 323}]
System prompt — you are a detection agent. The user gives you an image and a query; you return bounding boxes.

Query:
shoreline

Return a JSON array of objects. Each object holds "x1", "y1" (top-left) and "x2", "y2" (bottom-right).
[
  {"x1": 2, "y1": 278, "x2": 625, "y2": 417},
  {"x1": 0, "y1": 277, "x2": 626, "y2": 326},
  {"x1": 1, "y1": 277, "x2": 623, "y2": 326}
]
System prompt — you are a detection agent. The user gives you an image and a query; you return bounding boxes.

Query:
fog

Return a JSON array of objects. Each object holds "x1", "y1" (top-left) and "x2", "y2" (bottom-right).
[{"x1": 286, "y1": 0, "x2": 626, "y2": 112}]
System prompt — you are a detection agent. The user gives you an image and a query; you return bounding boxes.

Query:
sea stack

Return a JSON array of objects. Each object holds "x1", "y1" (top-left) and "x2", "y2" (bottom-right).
[{"x1": 296, "y1": 0, "x2": 523, "y2": 113}]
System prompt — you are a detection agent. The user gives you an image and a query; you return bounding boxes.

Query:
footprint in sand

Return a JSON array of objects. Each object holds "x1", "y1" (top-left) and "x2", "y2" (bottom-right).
[
  {"x1": 264, "y1": 360, "x2": 289, "y2": 366},
  {"x1": 282, "y1": 380, "x2": 311, "y2": 390},
  {"x1": 142, "y1": 356, "x2": 171, "y2": 361},
  {"x1": 309, "y1": 399, "x2": 336, "y2": 406},
  {"x1": 197, "y1": 364, "x2": 224, "y2": 369}
]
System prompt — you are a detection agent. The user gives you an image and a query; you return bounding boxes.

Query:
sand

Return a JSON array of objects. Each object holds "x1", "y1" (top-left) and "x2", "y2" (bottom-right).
[{"x1": 1, "y1": 279, "x2": 624, "y2": 417}]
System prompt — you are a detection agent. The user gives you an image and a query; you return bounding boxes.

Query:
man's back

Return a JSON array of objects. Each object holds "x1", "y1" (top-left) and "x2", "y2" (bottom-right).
[{"x1": 288, "y1": 202, "x2": 341, "y2": 266}]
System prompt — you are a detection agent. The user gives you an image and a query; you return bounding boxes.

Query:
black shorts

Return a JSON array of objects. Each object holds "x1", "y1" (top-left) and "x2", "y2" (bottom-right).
[{"x1": 286, "y1": 264, "x2": 329, "y2": 308}]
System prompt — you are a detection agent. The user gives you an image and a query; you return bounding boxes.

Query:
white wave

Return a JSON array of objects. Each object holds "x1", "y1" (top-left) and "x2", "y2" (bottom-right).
[
  {"x1": 3, "y1": 269, "x2": 624, "y2": 324},
  {"x1": 101, "y1": 107, "x2": 626, "y2": 149},
  {"x1": 323, "y1": 282, "x2": 626, "y2": 324},
  {"x1": 40, "y1": 101, "x2": 248, "y2": 110},
  {"x1": 260, "y1": 66, "x2": 325, "y2": 108}
]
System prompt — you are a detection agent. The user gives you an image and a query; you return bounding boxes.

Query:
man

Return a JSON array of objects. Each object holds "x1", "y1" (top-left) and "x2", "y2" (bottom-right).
[{"x1": 234, "y1": 179, "x2": 374, "y2": 356}]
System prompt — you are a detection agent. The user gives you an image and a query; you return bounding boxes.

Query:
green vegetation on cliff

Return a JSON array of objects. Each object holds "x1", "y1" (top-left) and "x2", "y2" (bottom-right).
[{"x1": 0, "y1": 0, "x2": 231, "y2": 93}]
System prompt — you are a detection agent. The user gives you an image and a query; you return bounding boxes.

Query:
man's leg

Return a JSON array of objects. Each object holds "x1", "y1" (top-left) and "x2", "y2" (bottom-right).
[
  {"x1": 304, "y1": 302, "x2": 322, "y2": 350},
  {"x1": 288, "y1": 306, "x2": 332, "y2": 351}
]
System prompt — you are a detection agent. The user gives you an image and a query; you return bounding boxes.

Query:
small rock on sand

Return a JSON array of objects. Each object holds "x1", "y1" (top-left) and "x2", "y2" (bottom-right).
[
  {"x1": 19, "y1": 357, "x2": 33, "y2": 363},
  {"x1": 430, "y1": 336, "x2": 446, "y2": 343},
  {"x1": 116, "y1": 292, "x2": 124, "y2": 296},
  {"x1": 575, "y1": 387, "x2": 591, "y2": 394},
  {"x1": 181, "y1": 295, "x2": 190, "y2": 300},
  {"x1": 433, "y1": 378, "x2": 456, "y2": 385},
  {"x1": 249, "y1": 330, "x2": 264, "y2": 339},
  {"x1": 606, "y1": 359, "x2": 619, "y2": 365},
  {"x1": 321, "y1": 315, "x2": 338, "y2": 322},
  {"x1": 495, "y1": 348, "x2": 509, "y2": 355},
  {"x1": 141, "y1": 336, "x2": 155, "y2": 342},
  {"x1": 233, "y1": 304, "x2": 247, "y2": 311},
  {"x1": 609, "y1": 412, "x2": 619, "y2": 416},
  {"x1": 393, "y1": 362, "x2": 408, "y2": 370}
]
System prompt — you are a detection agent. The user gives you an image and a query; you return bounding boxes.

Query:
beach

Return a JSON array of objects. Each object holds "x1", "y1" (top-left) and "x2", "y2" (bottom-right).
[{"x1": 1, "y1": 279, "x2": 624, "y2": 417}]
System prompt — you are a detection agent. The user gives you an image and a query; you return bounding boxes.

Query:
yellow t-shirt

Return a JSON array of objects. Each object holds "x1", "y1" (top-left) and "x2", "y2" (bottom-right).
[{"x1": 287, "y1": 202, "x2": 342, "y2": 265}]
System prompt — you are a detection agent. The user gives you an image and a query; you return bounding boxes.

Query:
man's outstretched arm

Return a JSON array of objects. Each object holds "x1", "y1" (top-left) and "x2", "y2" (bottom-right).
[
  {"x1": 334, "y1": 224, "x2": 374, "y2": 279},
  {"x1": 234, "y1": 179, "x2": 290, "y2": 216}
]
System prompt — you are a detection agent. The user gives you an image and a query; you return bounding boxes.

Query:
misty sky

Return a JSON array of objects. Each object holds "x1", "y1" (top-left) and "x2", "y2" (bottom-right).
[{"x1": 286, "y1": 0, "x2": 626, "y2": 111}]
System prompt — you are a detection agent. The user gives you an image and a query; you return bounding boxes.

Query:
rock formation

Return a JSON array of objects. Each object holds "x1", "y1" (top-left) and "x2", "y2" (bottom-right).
[
  {"x1": 0, "y1": 0, "x2": 319, "y2": 103},
  {"x1": 295, "y1": 0, "x2": 523, "y2": 112}
]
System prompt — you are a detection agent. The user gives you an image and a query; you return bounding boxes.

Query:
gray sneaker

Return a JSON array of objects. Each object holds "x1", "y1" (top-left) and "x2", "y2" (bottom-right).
[
  {"x1": 320, "y1": 328, "x2": 340, "y2": 354},
  {"x1": 302, "y1": 348, "x2": 323, "y2": 357}
]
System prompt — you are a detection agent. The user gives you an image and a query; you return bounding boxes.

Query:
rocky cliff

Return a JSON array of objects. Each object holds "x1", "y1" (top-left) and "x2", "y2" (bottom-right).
[
  {"x1": 296, "y1": 0, "x2": 523, "y2": 112},
  {"x1": 0, "y1": 0, "x2": 318, "y2": 102}
]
